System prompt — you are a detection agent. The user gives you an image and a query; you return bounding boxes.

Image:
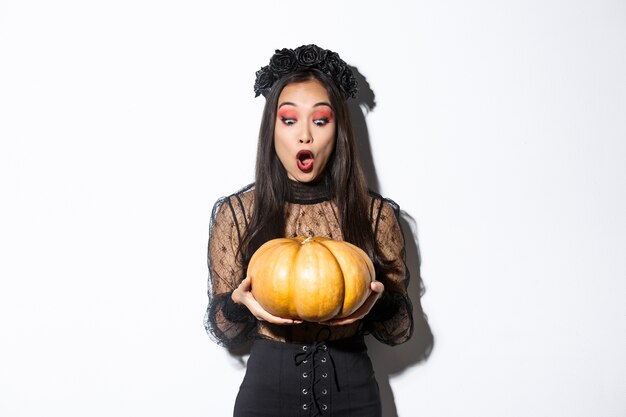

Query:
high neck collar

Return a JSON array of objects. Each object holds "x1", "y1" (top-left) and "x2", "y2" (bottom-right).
[{"x1": 286, "y1": 177, "x2": 333, "y2": 204}]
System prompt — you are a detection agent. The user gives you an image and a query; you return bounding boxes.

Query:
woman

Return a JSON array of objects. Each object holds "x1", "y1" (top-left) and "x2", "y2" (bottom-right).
[{"x1": 205, "y1": 44, "x2": 413, "y2": 417}]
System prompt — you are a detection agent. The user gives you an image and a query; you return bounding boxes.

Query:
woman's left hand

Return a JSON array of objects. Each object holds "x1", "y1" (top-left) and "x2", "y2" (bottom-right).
[{"x1": 319, "y1": 281, "x2": 385, "y2": 326}]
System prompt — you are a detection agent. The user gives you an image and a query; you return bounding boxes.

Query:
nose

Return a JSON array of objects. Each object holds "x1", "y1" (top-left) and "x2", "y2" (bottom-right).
[{"x1": 298, "y1": 124, "x2": 313, "y2": 144}]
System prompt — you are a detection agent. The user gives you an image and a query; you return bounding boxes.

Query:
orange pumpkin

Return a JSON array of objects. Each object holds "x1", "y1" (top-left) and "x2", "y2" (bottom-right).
[{"x1": 247, "y1": 236, "x2": 375, "y2": 322}]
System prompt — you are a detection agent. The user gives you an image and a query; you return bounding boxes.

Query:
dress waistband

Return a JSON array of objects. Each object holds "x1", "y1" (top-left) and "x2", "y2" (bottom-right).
[{"x1": 254, "y1": 335, "x2": 367, "y2": 352}]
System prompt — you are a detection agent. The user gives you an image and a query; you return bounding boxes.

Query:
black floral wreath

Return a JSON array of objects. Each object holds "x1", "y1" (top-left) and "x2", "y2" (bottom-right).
[{"x1": 253, "y1": 44, "x2": 358, "y2": 100}]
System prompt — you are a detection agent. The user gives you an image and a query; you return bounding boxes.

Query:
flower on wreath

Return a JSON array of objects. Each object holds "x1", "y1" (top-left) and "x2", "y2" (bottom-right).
[
  {"x1": 253, "y1": 66, "x2": 275, "y2": 98},
  {"x1": 269, "y1": 48, "x2": 298, "y2": 76},
  {"x1": 295, "y1": 44, "x2": 327, "y2": 67}
]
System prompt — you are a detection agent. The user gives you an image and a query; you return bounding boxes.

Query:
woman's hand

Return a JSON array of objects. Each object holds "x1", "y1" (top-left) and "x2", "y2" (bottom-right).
[
  {"x1": 232, "y1": 277, "x2": 302, "y2": 325},
  {"x1": 319, "y1": 280, "x2": 385, "y2": 326}
]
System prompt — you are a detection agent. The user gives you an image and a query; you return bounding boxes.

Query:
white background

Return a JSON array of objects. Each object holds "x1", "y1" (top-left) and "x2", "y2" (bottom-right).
[{"x1": 1, "y1": 1, "x2": 625, "y2": 416}]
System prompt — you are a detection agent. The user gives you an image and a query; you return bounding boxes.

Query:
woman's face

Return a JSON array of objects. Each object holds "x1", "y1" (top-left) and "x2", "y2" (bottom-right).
[{"x1": 274, "y1": 79, "x2": 336, "y2": 183}]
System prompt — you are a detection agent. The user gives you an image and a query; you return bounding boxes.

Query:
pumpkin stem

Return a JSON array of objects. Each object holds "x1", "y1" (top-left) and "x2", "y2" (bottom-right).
[{"x1": 302, "y1": 236, "x2": 314, "y2": 244}]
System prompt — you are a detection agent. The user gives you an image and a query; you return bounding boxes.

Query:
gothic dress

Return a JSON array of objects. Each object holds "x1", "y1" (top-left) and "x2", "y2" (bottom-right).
[{"x1": 205, "y1": 180, "x2": 413, "y2": 417}]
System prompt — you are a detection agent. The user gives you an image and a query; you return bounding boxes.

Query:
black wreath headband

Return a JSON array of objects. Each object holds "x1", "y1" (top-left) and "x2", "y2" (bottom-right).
[{"x1": 253, "y1": 44, "x2": 358, "y2": 100}]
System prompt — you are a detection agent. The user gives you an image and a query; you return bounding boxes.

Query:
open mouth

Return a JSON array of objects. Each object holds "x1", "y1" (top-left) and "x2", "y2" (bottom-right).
[{"x1": 296, "y1": 150, "x2": 314, "y2": 173}]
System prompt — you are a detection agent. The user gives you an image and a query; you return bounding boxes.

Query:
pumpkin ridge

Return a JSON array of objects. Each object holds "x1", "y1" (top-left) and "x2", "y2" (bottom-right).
[
  {"x1": 341, "y1": 241, "x2": 376, "y2": 281},
  {"x1": 251, "y1": 242, "x2": 299, "y2": 318},
  {"x1": 318, "y1": 239, "x2": 373, "y2": 317},
  {"x1": 294, "y1": 240, "x2": 343, "y2": 321}
]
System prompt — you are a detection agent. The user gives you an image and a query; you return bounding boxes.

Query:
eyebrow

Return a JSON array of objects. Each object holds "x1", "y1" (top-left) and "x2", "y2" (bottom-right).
[{"x1": 278, "y1": 101, "x2": 333, "y2": 109}]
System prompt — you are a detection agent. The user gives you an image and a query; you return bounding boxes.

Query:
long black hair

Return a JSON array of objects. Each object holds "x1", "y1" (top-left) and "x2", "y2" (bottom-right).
[{"x1": 240, "y1": 69, "x2": 381, "y2": 268}]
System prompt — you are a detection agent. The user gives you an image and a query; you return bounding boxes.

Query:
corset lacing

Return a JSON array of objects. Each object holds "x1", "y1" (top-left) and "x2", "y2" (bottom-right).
[{"x1": 293, "y1": 329, "x2": 339, "y2": 416}]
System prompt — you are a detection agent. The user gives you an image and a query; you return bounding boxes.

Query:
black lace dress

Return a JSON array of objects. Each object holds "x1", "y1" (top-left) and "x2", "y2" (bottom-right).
[{"x1": 204, "y1": 180, "x2": 413, "y2": 416}]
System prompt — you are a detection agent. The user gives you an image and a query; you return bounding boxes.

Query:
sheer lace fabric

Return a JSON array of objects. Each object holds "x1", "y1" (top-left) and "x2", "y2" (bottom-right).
[{"x1": 204, "y1": 181, "x2": 413, "y2": 348}]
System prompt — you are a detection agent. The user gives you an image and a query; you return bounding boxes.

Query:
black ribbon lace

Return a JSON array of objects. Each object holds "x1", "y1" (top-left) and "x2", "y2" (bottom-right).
[{"x1": 293, "y1": 329, "x2": 340, "y2": 416}]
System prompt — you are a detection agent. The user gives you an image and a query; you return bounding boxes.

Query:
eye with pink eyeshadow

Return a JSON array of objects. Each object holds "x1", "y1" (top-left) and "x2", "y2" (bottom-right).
[
  {"x1": 277, "y1": 108, "x2": 298, "y2": 125},
  {"x1": 312, "y1": 108, "x2": 334, "y2": 126}
]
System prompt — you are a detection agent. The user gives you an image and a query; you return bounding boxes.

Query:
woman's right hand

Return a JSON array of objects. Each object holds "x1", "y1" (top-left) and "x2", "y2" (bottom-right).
[{"x1": 232, "y1": 277, "x2": 302, "y2": 325}]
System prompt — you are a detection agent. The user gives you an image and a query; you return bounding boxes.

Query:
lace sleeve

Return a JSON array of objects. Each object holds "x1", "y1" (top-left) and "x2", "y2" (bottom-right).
[
  {"x1": 364, "y1": 197, "x2": 414, "y2": 346},
  {"x1": 203, "y1": 194, "x2": 257, "y2": 348}
]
